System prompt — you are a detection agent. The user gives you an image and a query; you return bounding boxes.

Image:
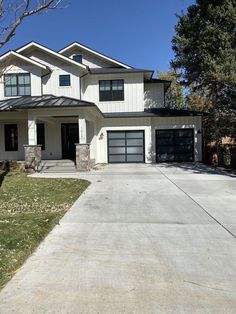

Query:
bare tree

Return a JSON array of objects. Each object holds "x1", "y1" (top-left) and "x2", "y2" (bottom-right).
[{"x1": 0, "y1": 0, "x2": 64, "y2": 49}]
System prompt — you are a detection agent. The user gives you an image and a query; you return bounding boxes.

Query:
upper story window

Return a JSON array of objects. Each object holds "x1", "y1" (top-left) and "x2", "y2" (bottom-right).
[
  {"x1": 72, "y1": 54, "x2": 83, "y2": 64},
  {"x1": 4, "y1": 73, "x2": 31, "y2": 97},
  {"x1": 99, "y1": 80, "x2": 124, "y2": 101},
  {"x1": 59, "y1": 74, "x2": 71, "y2": 86}
]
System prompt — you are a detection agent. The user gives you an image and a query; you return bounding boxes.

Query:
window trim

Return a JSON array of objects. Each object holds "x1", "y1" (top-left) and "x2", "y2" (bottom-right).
[
  {"x1": 4, "y1": 73, "x2": 31, "y2": 97},
  {"x1": 59, "y1": 74, "x2": 71, "y2": 87},
  {"x1": 99, "y1": 79, "x2": 124, "y2": 102},
  {"x1": 4, "y1": 124, "x2": 18, "y2": 151}
]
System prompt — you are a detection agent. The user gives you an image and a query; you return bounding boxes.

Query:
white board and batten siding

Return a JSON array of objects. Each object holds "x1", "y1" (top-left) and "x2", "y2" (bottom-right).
[
  {"x1": 24, "y1": 50, "x2": 82, "y2": 99},
  {"x1": 144, "y1": 83, "x2": 165, "y2": 109},
  {"x1": 94, "y1": 115, "x2": 202, "y2": 164},
  {"x1": 63, "y1": 48, "x2": 117, "y2": 68},
  {"x1": 82, "y1": 73, "x2": 144, "y2": 113}
]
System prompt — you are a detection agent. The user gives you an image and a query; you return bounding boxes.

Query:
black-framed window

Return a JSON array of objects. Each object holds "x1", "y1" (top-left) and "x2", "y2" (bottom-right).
[
  {"x1": 59, "y1": 75, "x2": 71, "y2": 86},
  {"x1": 37, "y1": 123, "x2": 45, "y2": 151},
  {"x1": 4, "y1": 124, "x2": 18, "y2": 151},
  {"x1": 4, "y1": 73, "x2": 31, "y2": 97},
  {"x1": 99, "y1": 80, "x2": 124, "y2": 101},
  {"x1": 72, "y1": 54, "x2": 83, "y2": 63}
]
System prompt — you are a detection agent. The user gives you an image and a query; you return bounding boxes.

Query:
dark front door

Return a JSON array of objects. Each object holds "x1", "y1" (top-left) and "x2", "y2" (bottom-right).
[
  {"x1": 156, "y1": 129, "x2": 194, "y2": 162},
  {"x1": 61, "y1": 123, "x2": 79, "y2": 159}
]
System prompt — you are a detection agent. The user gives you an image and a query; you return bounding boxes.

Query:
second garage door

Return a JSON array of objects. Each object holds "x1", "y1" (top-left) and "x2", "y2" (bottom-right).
[
  {"x1": 108, "y1": 131, "x2": 144, "y2": 163},
  {"x1": 156, "y1": 129, "x2": 194, "y2": 162}
]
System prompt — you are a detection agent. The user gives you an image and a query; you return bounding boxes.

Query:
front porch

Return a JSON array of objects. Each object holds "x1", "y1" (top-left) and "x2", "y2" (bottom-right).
[{"x1": 0, "y1": 96, "x2": 101, "y2": 171}]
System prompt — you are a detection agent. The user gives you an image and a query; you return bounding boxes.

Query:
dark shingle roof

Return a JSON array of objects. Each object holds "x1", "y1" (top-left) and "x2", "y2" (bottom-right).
[{"x1": 0, "y1": 95, "x2": 96, "y2": 111}]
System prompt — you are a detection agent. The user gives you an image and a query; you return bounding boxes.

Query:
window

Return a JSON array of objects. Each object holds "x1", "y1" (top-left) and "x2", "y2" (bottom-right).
[
  {"x1": 5, "y1": 124, "x2": 18, "y2": 151},
  {"x1": 59, "y1": 75, "x2": 71, "y2": 86},
  {"x1": 37, "y1": 123, "x2": 45, "y2": 151},
  {"x1": 4, "y1": 73, "x2": 31, "y2": 97},
  {"x1": 72, "y1": 54, "x2": 83, "y2": 64},
  {"x1": 99, "y1": 80, "x2": 124, "y2": 101}
]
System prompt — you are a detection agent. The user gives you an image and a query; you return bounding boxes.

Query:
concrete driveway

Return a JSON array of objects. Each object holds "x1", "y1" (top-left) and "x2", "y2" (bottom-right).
[{"x1": 0, "y1": 163, "x2": 236, "y2": 313}]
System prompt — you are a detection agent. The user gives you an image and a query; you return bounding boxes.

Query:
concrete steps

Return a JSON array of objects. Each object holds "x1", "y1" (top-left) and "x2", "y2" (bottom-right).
[{"x1": 40, "y1": 160, "x2": 77, "y2": 173}]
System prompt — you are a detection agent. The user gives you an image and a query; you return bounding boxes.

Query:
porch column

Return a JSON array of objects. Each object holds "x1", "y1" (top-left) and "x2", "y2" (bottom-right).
[
  {"x1": 79, "y1": 117, "x2": 87, "y2": 144},
  {"x1": 24, "y1": 115, "x2": 41, "y2": 171},
  {"x1": 28, "y1": 116, "x2": 37, "y2": 145},
  {"x1": 75, "y1": 117, "x2": 91, "y2": 171}
]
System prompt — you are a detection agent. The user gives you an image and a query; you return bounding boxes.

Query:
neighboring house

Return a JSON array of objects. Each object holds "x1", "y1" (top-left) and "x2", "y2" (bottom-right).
[{"x1": 0, "y1": 41, "x2": 204, "y2": 170}]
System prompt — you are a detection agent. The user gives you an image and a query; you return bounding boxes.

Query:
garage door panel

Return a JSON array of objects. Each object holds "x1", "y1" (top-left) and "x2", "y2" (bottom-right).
[
  {"x1": 126, "y1": 139, "x2": 143, "y2": 146},
  {"x1": 157, "y1": 153, "x2": 175, "y2": 162},
  {"x1": 108, "y1": 132, "x2": 125, "y2": 139},
  {"x1": 126, "y1": 131, "x2": 143, "y2": 139},
  {"x1": 127, "y1": 147, "x2": 143, "y2": 154},
  {"x1": 108, "y1": 139, "x2": 126, "y2": 146},
  {"x1": 175, "y1": 130, "x2": 193, "y2": 137},
  {"x1": 156, "y1": 129, "x2": 194, "y2": 162},
  {"x1": 157, "y1": 146, "x2": 175, "y2": 154},
  {"x1": 156, "y1": 130, "x2": 174, "y2": 138},
  {"x1": 175, "y1": 145, "x2": 193, "y2": 153},
  {"x1": 109, "y1": 147, "x2": 126, "y2": 154},
  {"x1": 109, "y1": 155, "x2": 126, "y2": 163},
  {"x1": 108, "y1": 131, "x2": 144, "y2": 163},
  {"x1": 156, "y1": 138, "x2": 174, "y2": 145},
  {"x1": 127, "y1": 155, "x2": 144, "y2": 162}
]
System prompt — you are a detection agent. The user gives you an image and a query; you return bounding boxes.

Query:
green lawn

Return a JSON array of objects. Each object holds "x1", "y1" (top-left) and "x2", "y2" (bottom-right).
[{"x1": 0, "y1": 171, "x2": 90, "y2": 288}]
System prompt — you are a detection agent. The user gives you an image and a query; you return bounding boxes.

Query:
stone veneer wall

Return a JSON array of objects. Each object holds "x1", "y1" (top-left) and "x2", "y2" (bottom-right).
[
  {"x1": 75, "y1": 144, "x2": 91, "y2": 171},
  {"x1": 24, "y1": 145, "x2": 42, "y2": 171}
]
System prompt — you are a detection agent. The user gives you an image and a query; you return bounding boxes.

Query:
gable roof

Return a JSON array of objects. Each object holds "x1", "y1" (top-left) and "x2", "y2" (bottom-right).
[
  {"x1": 59, "y1": 42, "x2": 132, "y2": 69},
  {"x1": 16, "y1": 42, "x2": 88, "y2": 71},
  {"x1": 0, "y1": 50, "x2": 50, "y2": 73}
]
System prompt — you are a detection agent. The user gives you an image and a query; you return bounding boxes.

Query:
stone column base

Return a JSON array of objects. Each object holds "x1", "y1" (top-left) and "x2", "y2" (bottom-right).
[
  {"x1": 24, "y1": 145, "x2": 42, "y2": 171},
  {"x1": 75, "y1": 143, "x2": 91, "y2": 171}
]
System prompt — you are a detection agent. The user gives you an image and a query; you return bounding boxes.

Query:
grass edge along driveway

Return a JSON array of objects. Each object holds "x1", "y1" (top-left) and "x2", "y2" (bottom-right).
[{"x1": 0, "y1": 171, "x2": 90, "y2": 289}]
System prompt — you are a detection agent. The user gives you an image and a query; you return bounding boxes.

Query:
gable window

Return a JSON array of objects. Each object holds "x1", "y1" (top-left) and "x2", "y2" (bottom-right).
[
  {"x1": 59, "y1": 75, "x2": 71, "y2": 86},
  {"x1": 4, "y1": 124, "x2": 18, "y2": 151},
  {"x1": 99, "y1": 80, "x2": 124, "y2": 101},
  {"x1": 72, "y1": 54, "x2": 83, "y2": 64},
  {"x1": 4, "y1": 73, "x2": 31, "y2": 97},
  {"x1": 37, "y1": 123, "x2": 45, "y2": 151}
]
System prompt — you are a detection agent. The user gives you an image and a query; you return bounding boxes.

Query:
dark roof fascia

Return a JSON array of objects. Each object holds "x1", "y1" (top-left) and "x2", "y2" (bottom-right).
[
  {"x1": 89, "y1": 68, "x2": 154, "y2": 76},
  {"x1": 145, "y1": 78, "x2": 172, "y2": 84},
  {"x1": 59, "y1": 41, "x2": 133, "y2": 69},
  {"x1": 103, "y1": 109, "x2": 207, "y2": 118}
]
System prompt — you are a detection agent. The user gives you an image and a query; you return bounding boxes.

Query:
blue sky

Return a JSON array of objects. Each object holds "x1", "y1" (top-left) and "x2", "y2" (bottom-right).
[{"x1": 1, "y1": 0, "x2": 195, "y2": 74}]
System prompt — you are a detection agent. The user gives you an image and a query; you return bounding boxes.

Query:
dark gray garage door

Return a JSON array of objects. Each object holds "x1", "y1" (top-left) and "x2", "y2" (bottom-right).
[
  {"x1": 156, "y1": 129, "x2": 194, "y2": 162},
  {"x1": 108, "y1": 131, "x2": 145, "y2": 163}
]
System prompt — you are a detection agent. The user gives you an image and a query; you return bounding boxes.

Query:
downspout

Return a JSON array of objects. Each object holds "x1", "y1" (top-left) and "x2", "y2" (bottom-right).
[
  {"x1": 41, "y1": 67, "x2": 51, "y2": 95},
  {"x1": 80, "y1": 70, "x2": 89, "y2": 100}
]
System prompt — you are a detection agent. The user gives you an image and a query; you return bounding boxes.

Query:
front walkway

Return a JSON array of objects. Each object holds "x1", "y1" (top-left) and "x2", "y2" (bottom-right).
[{"x1": 0, "y1": 164, "x2": 236, "y2": 313}]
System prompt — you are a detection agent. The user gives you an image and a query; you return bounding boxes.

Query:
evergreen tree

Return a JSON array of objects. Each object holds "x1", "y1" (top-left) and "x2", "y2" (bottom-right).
[
  {"x1": 172, "y1": 0, "x2": 236, "y2": 165},
  {"x1": 158, "y1": 70, "x2": 184, "y2": 109}
]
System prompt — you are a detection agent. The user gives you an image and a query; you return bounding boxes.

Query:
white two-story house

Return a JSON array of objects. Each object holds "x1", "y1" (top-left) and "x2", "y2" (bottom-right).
[{"x1": 0, "y1": 41, "x2": 203, "y2": 170}]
